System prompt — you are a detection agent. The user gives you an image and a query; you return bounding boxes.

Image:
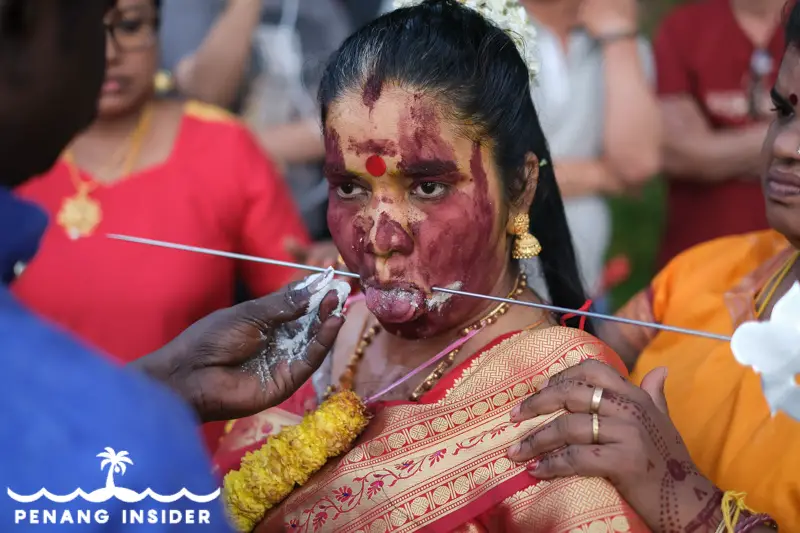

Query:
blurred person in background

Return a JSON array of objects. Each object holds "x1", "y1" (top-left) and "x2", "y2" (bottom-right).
[
  {"x1": 157, "y1": 0, "x2": 353, "y2": 244},
  {"x1": 241, "y1": 0, "x2": 352, "y2": 242},
  {"x1": 0, "y1": 0, "x2": 346, "y2": 527},
  {"x1": 12, "y1": 0, "x2": 309, "y2": 454},
  {"x1": 340, "y1": 0, "x2": 388, "y2": 29},
  {"x1": 654, "y1": 0, "x2": 786, "y2": 267},
  {"x1": 521, "y1": 0, "x2": 660, "y2": 311},
  {"x1": 159, "y1": 0, "x2": 262, "y2": 109},
  {"x1": 594, "y1": 4, "x2": 800, "y2": 527}
]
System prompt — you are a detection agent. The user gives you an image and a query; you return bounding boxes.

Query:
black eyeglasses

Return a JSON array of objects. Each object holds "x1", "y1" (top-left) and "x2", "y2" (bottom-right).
[{"x1": 104, "y1": 8, "x2": 158, "y2": 52}]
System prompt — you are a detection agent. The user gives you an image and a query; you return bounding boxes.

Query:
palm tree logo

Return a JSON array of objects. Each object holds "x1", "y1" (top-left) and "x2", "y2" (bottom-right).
[
  {"x1": 7, "y1": 446, "x2": 221, "y2": 504},
  {"x1": 97, "y1": 448, "x2": 133, "y2": 490}
]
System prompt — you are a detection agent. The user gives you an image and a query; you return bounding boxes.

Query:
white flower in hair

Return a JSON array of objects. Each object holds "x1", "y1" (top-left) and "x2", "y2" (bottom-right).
[
  {"x1": 392, "y1": 0, "x2": 539, "y2": 83},
  {"x1": 731, "y1": 281, "x2": 800, "y2": 421}
]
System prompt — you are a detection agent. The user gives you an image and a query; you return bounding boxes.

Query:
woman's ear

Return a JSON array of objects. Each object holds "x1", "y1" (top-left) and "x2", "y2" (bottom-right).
[{"x1": 505, "y1": 152, "x2": 540, "y2": 233}]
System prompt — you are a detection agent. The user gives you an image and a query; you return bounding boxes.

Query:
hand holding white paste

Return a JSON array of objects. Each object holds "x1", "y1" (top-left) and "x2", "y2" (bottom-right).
[{"x1": 246, "y1": 267, "x2": 351, "y2": 386}]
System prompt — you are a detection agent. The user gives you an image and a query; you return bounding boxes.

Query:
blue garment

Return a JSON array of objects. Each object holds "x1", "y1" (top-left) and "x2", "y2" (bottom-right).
[{"x1": 0, "y1": 188, "x2": 231, "y2": 531}]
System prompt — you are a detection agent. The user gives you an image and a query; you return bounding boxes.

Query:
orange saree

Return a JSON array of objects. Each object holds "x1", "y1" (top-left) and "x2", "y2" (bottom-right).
[
  {"x1": 214, "y1": 326, "x2": 648, "y2": 532},
  {"x1": 611, "y1": 230, "x2": 800, "y2": 531}
]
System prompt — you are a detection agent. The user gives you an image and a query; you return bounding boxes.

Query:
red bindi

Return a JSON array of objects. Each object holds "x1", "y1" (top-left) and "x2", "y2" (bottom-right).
[
  {"x1": 791, "y1": 94, "x2": 798, "y2": 106},
  {"x1": 365, "y1": 154, "x2": 387, "y2": 177}
]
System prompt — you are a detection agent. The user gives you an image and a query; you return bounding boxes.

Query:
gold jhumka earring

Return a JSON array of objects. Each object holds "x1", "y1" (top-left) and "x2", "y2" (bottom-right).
[{"x1": 510, "y1": 213, "x2": 542, "y2": 259}]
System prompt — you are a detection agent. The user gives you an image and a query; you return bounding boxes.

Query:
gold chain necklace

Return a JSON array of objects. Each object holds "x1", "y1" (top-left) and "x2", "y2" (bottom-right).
[
  {"x1": 56, "y1": 103, "x2": 154, "y2": 240},
  {"x1": 338, "y1": 273, "x2": 527, "y2": 401},
  {"x1": 755, "y1": 251, "x2": 800, "y2": 318}
]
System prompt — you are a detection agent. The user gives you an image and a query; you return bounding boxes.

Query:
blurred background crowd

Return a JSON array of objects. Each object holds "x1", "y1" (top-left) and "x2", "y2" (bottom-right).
[{"x1": 11, "y1": 0, "x2": 785, "y2": 452}]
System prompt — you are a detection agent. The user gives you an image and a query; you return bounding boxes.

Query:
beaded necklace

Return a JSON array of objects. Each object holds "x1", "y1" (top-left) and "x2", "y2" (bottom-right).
[{"x1": 338, "y1": 273, "x2": 527, "y2": 401}]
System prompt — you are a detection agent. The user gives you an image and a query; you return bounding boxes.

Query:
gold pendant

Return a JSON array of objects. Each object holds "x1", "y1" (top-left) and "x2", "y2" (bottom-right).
[{"x1": 57, "y1": 191, "x2": 102, "y2": 240}]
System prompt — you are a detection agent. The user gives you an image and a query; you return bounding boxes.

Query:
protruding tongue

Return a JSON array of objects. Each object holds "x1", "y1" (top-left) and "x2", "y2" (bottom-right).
[{"x1": 365, "y1": 286, "x2": 423, "y2": 323}]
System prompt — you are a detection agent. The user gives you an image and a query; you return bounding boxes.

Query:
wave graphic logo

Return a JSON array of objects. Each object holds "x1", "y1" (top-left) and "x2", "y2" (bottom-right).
[{"x1": 7, "y1": 447, "x2": 220, "y2": 504}]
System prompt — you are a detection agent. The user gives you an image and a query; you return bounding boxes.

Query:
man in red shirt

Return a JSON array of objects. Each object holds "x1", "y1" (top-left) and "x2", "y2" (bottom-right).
[{"x1": 655, "y1": 0, "x2": 787, "y2": 267}]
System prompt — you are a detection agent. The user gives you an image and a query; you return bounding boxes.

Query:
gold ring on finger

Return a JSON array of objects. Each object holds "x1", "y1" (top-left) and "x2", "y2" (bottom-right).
[
  {"x1": 591, "y1": 413, "x2": 600, "y2": 444},
  {"x1": 590, "y1": 387, "x2": 604, "y2": 414}
]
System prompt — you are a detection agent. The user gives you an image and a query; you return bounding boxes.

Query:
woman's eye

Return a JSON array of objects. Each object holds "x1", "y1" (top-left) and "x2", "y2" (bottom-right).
[
  {"x1": 335, "y1": 183, "x2": 367, "y2": 199},
  {"x1": 412, "y1": 182, "x2": 448, "y2": 199},
  {"x1": 117, "y1": 19, "x2": 146, "y2": 33}
]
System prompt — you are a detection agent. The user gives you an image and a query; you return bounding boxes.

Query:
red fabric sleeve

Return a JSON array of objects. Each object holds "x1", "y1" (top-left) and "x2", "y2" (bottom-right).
[
  {"x1": 653, "y1": 9, "x2": 692, "y2": 96},
  {"x1": 233, "y1": 128, "x2": 311, "y2": 297}
]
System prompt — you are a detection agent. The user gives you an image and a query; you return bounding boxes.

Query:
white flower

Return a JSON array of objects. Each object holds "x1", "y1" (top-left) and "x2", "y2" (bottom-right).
[
  {"x1": 730, "y1": 281, "x2": 800, "y2": 420},
  {"x1": 392, "y1": 0, "x2": 540, "y2": 83}
]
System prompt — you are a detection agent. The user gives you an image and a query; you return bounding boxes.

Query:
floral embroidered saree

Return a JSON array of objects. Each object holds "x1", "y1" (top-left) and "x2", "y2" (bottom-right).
[{"x1": 213, "y1": 326, "x2": 648, "y2": 532}]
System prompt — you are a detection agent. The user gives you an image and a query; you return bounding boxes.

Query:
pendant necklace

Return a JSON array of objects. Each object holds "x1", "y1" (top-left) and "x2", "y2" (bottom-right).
[{"x1": 56, "y1": 103, "x2": 154, "y2": 240}]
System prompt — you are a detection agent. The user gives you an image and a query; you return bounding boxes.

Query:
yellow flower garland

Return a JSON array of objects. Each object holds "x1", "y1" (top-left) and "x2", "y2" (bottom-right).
[{"x1": 223, "y1": 391, "x2": 369, "y2": 532}]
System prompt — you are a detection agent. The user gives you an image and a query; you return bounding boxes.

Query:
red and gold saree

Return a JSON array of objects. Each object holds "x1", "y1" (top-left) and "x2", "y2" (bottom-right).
[{"x1": 213, "y1": 326, "x2": 648, "y2": 532}]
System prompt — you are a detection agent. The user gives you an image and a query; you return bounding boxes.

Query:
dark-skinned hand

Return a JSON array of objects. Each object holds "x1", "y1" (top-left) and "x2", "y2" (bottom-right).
[
  {"x1": 130, "y1": 278, "x2": 344, "y2": 423},
  {"x1": 506, "y1": 360, "x2": 726, "y2": 533}
]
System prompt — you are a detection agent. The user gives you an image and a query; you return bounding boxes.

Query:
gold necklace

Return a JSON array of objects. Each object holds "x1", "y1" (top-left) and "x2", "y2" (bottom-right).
[
  {"x1": 755, "y1": 251, "x2": 800, "y2": 318},
  {"x1": 338, "y1": 273, "x2": 527, "y2": 401},
  {"x1": 56, "y1": 103, "x2": 154, "y2": 240}
]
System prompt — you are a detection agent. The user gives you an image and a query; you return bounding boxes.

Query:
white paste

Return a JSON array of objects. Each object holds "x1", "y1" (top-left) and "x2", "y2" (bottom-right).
[
  {"x1": 426, "y1": 282, "x2": 463, "y2": 311},
  {"x1": 245, "y1": 267, "x2": 350, "y2": 387}
]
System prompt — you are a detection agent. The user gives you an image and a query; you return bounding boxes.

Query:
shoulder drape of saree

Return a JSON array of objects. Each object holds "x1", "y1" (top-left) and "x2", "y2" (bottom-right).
[{"x1": 256, "y1": 326, "x2": 648, "y2": 533}]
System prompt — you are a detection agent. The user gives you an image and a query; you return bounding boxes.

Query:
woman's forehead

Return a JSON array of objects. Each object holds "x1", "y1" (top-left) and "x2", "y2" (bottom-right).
[{"x1": 327, "y1": 87, "x2": 469, "y2": 160}]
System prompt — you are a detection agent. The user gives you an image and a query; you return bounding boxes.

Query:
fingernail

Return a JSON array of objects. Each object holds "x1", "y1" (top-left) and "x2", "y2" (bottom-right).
[
  {"x1": 295, "y1": 272, "x2": 322, "y2": 291},
  {"x1": 307, "y1": 268, "x2": 335, "y2": 293},
  {"x1": 509, "y1": 405, "x2": 520, "y2": 421},
  {"x1": 507, "y1": 443, "x2": 520, "y2": 457},
  {"x1": 527, "y1": 460, "x2": 539, "y2": 475},
  {"x1": 541, "y1": 378, "x2": 549, "y2": 389}
]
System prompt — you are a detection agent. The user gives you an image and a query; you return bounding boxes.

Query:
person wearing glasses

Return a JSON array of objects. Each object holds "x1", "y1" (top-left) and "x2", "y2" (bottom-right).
[
  {"x1": 654, "y1": 0, "x2": 786, "y2": 267},
  {"x1": 11, "y1": 0, "x2": 310, "y2": 454}
]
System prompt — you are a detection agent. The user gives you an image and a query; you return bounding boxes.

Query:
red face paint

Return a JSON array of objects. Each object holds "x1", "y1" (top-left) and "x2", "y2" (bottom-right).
[
  {"x1": 397, "y1": 97, "x2": 456, "y2": 170},
  {"x1": 791, "y1": 93, "x2": 798, "y2": 106},
  {"x1": 372, "y1": 212, "x2": 413, "y2": 255},
  {"x1": 362, "y1": 73, "x2": 383, "y2": 111},
  {"x1": 348, "y1": 138, "x2": 398, "y2": 157},
  {"x1": 323, "y1": 127, "x2": 345, "y2": 174},
  {"x1": 365, "y1": 154, "x2": 387, "y2": 177},
  {"x1": 326, "y1": 92, "x2": 505, "y2": 338}
]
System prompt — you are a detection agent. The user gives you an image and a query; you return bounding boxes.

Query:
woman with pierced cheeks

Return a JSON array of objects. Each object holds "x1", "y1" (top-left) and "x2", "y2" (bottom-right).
[{"x1": 212, "y1": 2, "x2": 650, "y2": 531}]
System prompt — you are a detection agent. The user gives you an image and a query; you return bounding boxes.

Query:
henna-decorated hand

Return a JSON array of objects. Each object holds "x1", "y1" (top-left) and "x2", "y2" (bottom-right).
[{"x1": 507, "y1": 360, "x2": 724, "y2": 533}]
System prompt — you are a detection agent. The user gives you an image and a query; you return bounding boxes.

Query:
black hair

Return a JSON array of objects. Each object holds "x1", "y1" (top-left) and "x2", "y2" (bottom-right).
[
  {"x1": 318, "y1": 0, "x2": 593, "y2": 332},
  {"x1": 786, "y1": 0, "x2": 800, "y2": 48}
]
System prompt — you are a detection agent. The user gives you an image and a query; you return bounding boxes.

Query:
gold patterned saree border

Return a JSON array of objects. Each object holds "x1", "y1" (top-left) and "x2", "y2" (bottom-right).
[{"x1": 264, "y1": 327, "x2": 637, "y2": 533}]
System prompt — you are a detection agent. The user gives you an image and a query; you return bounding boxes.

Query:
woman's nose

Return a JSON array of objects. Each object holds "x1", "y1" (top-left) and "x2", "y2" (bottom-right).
[
  {"x1": 368, "y1": 212, "x2": 414, "y2": 256},
  {"x1": 770, "y1": 123, "x2": 800, "y2": 163},
  {"x1": 105, "y1": 30, "x2": 121, "y2": 62}
]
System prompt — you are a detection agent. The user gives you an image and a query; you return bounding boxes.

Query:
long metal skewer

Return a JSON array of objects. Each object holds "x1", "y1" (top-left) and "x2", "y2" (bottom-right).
[{"x1": 107, "y1": 234, "x2": 732, "y2": 342}]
